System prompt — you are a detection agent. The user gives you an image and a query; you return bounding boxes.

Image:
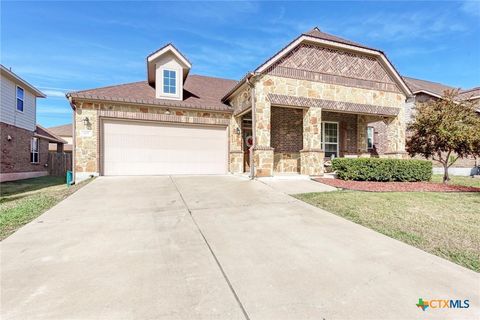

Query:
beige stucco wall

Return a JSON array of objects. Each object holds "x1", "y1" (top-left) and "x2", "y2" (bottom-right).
[{"x1": 74, "y1": 100, "x2": 231, "y2": 180}]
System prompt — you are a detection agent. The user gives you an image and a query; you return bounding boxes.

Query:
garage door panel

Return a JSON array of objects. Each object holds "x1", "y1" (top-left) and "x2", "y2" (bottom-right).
[{"x1": 103, "y1": 120, "x2": 228, "y2": 175}]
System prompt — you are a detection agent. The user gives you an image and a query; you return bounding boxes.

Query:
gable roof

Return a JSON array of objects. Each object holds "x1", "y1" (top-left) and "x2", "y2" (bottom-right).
[
  {"x1": 402, "y1": 76, "x2": 457, "y2": 98},
  {"x1": 35, "y1": 125, "x2": 67, "y2": 144},
  {"x1": 48, "y1": 123, "x2": 72, "y2": 137},
  {"x1": 458, "y1": 87, "x2": 480, "y2": 100},
  {"x1": 0, "y1": 64, "x2": 46, "y2": 98},
  {"x1": 146, "y1": 43, "x2": 192, "y2": 85},
  {"x1": 303, "y1": 27, "x2": 379, "y2": 52},
  {"x1": 224, "y1": 27, "x2": 412, "y2": 101},
  {"x1": 67, "y1": 74, "x2": 237, "y2": 112}
]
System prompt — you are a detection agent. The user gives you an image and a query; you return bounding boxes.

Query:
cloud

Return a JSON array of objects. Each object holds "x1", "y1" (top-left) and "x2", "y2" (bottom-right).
[
  {"x1": 342, "y1": 11, "x2": 468, "y2": 42},
  {"x1": 461, "y1": 0, "x2": 480, "y2": 17},
  {"x1": 42, "y1": 89, "x2": 67, "y2": 98}
]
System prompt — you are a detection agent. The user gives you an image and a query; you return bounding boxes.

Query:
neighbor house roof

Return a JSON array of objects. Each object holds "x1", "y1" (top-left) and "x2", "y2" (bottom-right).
[
  {"x1": 402, "y1": 76, "x2": 457, "y2": 98},
  {"x1": 67, "y1": 75, "x2": 237, "y2": 112},
  {"x1": 458, "y1": 87, "x2": 480, "y2": 100},
  {"x1": 48, "y1": 123, "x2": 72, "y2": 137},
  {"x1": 0, "y1": 64, "x2": 46, "y2": 98},
  {"x1": 223, "y1": 27, "x2": 412, "y2": 101},
  {"x1": 35, "y1": 125, "x2": 67, "y2": 144}
]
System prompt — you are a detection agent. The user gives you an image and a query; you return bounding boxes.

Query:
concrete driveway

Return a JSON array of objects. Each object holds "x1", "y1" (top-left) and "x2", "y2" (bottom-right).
[{"x1": 1, "y1": 176, "x2": 478, "y2": 320}]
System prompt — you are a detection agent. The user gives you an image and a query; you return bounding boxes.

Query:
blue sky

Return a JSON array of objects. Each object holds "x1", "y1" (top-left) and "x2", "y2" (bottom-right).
[{"x1": 2, "y1": 0, "x2": 480, "y2": 127}]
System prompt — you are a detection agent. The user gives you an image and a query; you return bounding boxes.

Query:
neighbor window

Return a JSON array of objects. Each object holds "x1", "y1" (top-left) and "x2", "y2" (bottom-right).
[
  {"x1": 16, "y1": 86, "x2": 24, "y2": 112},
  {"x1": 31, "y1": 137, "x2": 39, "y2": 163},
  {"x1": 367, "y1": 127, "x2": 374, "y2": 149},
  {"x1": 163, "y1": 70, "x2": 176, "y2": 94},
  {"x1": 321, "y1": 122, "x2": 339, "y2": 158}
]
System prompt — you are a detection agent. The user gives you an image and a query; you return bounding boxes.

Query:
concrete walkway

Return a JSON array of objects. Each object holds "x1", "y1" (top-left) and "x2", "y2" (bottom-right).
[{"x1": 1, "y1": 176, "x2": 478, "y2": 319}]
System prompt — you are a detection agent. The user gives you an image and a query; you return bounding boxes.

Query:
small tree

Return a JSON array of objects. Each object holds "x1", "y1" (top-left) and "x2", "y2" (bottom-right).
[{"x1": 407, "y1": 90, "x2": 480, "y2": 183}]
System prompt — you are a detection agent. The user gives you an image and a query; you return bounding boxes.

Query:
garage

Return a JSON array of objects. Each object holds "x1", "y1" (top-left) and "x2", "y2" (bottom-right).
[{"x1": 102, "y1": 119, "x2": 228, "y2": 176}]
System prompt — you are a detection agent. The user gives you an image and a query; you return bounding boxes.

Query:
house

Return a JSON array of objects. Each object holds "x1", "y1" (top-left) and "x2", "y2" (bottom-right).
[
  {"x1": 47, "y1": 124, "x2": 73, "y2": 153},
  {"x1": 67, "y1": 27, "x2": 415, "y2": 182},
  {"x1": 0, "y1": 65, "x2": 66, "y2": 182},
  {"x1": 370, "y1": 76, "x2": 479, "y2": 175}
]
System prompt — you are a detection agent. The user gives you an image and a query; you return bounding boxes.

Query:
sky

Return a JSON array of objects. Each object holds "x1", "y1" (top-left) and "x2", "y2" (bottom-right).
[{"x1": 2, "y1": 0, "x2": 480, "y2": 127}]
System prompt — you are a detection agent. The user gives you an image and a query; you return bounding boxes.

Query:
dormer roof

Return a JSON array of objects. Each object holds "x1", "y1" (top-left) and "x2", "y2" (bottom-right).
[{"x1": 146, "y1": 43, "x2": 192, "y2": 86}]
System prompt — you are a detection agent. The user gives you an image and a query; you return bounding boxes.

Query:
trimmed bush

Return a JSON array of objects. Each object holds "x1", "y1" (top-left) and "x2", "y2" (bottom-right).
[{"x1": 332, "y1": 158, "x2": 432, "y2": 182}]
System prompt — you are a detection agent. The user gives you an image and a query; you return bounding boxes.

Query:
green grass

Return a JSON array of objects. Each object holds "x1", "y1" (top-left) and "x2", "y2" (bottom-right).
[
  {"x1": 0, "y1": 176, "x2": 91, "y2": 240},
  {"x1": 295, "y1": 190, "x2": 480, "y2": 272},
  {"x1": 431, "y1": 174, "x2": 480, "y2": 188}
]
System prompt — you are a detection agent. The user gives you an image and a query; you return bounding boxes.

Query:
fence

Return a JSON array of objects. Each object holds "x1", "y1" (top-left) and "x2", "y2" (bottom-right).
[{"x1": 47, "y1": 153, "x2": 72, "y2": 176}]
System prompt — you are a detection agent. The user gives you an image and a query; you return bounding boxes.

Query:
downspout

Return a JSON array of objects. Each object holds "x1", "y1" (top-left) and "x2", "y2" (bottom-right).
[
  {"x1": 245, "y1": 73, "x2": 257, "y2": 179},
  {"x1": 68, "y1": 96, "x2": 77, "y2": 184}
]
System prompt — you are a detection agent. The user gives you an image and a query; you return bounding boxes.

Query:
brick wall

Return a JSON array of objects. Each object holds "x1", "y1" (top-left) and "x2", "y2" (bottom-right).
[
  {"x1": 271, "y1": 107, "x2": 303, "y2": 152},
  {"x1": 1, "y1": 122, "x2": 49, "y2": 174},
  {"x1": 322, "y1": 111, "x2": 358, "y2": 155}
]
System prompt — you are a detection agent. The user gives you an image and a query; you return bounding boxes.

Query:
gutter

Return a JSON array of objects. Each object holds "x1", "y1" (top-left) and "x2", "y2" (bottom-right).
[
  {"x1": 245, "y1": 72, "x2": 258, "y2": 179},
  {"x1": 68, "y1": 96, "x2": 77, "y2": 184}
]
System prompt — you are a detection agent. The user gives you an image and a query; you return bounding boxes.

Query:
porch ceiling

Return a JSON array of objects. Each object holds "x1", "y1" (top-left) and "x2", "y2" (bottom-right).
[{"x1": 267, "y1": 93, "x2": 399, "y2": 116}]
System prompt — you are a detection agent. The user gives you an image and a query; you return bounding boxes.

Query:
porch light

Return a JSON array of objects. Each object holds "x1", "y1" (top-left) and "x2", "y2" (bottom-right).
[
  {"x1": 165, "y1": 108, "x2": 171, "y2": 115},
  {"x1": 235, "y1": 127, "x2": 241, "y2": 135},
  {"x1": 82, "y1": 117, "x2": 90, "y2": 126}
]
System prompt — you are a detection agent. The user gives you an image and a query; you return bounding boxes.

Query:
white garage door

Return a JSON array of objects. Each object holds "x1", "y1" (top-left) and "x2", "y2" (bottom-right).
[{"x1": 102, "y1": 120, "x2": 228, "y2": 175}]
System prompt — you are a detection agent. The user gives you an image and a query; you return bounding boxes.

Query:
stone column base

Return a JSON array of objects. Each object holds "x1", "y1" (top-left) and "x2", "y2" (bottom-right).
[
  {"x1": 300, "y1": 149, "x2": 324, "y2": 176},
  {"x1": 253, "y1": 147, "x2": 274, "y2": 177},
  {"x1": 229, "y1": 151, "x2": 244, "y2": 174}
]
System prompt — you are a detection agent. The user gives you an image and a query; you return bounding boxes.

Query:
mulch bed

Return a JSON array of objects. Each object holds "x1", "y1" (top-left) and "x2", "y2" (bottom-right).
[{"x1": 314, "y1": 178, "x2": 480, "y2": 192}]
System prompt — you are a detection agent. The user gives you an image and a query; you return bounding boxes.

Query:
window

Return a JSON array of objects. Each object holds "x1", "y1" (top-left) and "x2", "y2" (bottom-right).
[
  {"x1": 163, "y1": 70, "x2": 176, "y2": 94},
  {"x1": 321, "y1": 122, "x2": 339, "y2": 158},
  {"x1": 16, "y1": 86, "x2": 24, "y2": 112},
  {"x1": 30, "y1": 137, "x2": 39, "y2": 163},
  {"x1": 367, "y1": 127, "x2": 374, "y2": 149}
]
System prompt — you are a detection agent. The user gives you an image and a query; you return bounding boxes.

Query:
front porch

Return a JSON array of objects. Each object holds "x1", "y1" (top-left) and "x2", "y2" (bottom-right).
[{"x1": 229, "y1": 100, "x2": 406, "y2": 177}]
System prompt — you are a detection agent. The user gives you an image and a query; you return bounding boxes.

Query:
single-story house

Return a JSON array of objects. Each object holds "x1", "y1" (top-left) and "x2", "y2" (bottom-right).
[
  {"x1": 48, "y1": 123, "x2": 73, "y2": 153},
  {"x1": 67, "y1": 27, "x2": 419, "y2": 182},
  {"x1": 0, "y1": 65, "x2": 66, "y2": 182}
]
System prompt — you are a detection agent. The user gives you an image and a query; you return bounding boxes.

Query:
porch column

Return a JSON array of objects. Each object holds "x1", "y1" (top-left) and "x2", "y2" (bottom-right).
[
  {"x1": 356, "y1": 115, "x2": 371, "y2": 157},
  {"x1": 229, "y1": 115, "x2": 243, "y2": 173},
  {"x1": 252, "y1": 88, "x2": 274, "y2": 177},
  {"x1": 300, "y1": 107, "x2": 324, "y2": 175},
  {"x1": 383, "y1": 109, "x2": 407, "y2": 159}
]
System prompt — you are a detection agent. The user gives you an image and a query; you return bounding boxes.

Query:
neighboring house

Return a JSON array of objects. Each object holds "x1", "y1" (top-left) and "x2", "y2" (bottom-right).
[
  {"x1": 67, "y1": 27, "x2": 413, "y2": 181},
  {"x1": 369, "y1": 76, "x2": 479, "y2": 174},
  {"x1": 1, "y1": 65, "x2": 65, "y2": 182},
  {"x1": 48, "y1": 123, "x2": 73, "y2": 153}
]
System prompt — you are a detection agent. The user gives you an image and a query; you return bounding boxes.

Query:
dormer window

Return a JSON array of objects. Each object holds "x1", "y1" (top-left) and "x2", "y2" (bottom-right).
[
  {"x1": 163, "y1": 70, "x2": 176, "y2": 94},
  {"x1": 147, "y1": 44, "x2": 191, "y2": 100}
]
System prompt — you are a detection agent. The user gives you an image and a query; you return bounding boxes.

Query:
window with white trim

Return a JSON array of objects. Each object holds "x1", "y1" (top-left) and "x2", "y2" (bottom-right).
[
  {"x1": 16, "y1": 86, "x2": 24, "y2": 112},
  {"x1": 163, "y1": 69, "x2": 176, "y2": 94},
  {"x1": 367, "y1": 127, "x2": 374, "y2": 149},
  {"x1": 321, "y1": 122, "x2": 339, "y2": 158},
  {"x1": 30, "y1": 137, "x2": 39, "y2": 163}
]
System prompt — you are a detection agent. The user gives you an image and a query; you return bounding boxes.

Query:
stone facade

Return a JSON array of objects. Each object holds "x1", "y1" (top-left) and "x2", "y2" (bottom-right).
[
  {"x1": 0, "y1": 122, "x2": 49, "y2": 181},
  {"x1": 232, "y1": 72, "x2": 407, "y2": 176},
  {"x1": 73, "y1": 101, "x2": 231, "y2": 180}
]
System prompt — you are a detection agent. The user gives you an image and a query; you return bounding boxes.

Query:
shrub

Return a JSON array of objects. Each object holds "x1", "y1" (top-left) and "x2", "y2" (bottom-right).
[{"x1": 332, "y1": 158, "x2": 432, "y2": 182}]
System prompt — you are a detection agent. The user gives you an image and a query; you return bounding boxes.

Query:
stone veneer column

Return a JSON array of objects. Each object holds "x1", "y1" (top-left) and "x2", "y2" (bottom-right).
[
  {"x1": 253, "y1": 79, "x2": 274, "y2": 177},
  {"x1": 383, "y1": 108, "x2": 407, "y2": 159},
  {"x1": 229, "y1": 115, "x2": 244, "y2": 173},
  {"x1": 75, "y1": 103, "x2": 99, "y2": 181},
  {"x1": 356, "y1": 115, "x2": 370, "y2": 157},
  {"x1": 300, "y1": 107, "x2": 324, "y2": 175}
]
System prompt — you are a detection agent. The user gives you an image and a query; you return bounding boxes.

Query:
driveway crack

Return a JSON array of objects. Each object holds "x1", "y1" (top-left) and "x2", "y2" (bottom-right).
[{"x1": 169, "y1": 176, "x2": 251, "y2": 320}]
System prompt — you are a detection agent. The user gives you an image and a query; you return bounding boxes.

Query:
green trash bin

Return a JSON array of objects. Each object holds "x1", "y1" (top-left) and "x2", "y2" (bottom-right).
[{"x1": 66, "y1": 170, "x2": 73, "y2": 186}]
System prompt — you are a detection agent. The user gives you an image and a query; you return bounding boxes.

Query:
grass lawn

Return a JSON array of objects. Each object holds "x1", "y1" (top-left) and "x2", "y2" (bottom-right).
[
  {"x1": 431, "y1": 174, "x2": 480, "y2": 188},
  {"x1": 296, "y1": 183, "x2": 480, "y2": 272},
  {"x1": 0, "y1": 176, "x2": 91, "y2": 240}
]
